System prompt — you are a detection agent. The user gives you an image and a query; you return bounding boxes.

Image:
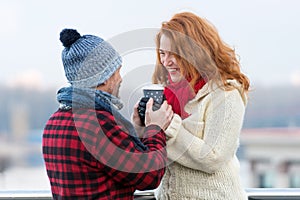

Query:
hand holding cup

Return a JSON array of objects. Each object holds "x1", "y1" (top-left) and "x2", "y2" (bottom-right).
[{"x1": 137, "y1": 84, "x2": 166, "y2": 125}]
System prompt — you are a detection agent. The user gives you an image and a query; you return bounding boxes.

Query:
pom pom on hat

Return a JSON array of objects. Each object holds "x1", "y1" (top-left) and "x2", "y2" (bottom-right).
[
  {"x1": 60, "y1": 29, "x2": 81, "y2": 48},
  {"x1": 60, "y1": 28, "x2": 122, "y2": 88}
]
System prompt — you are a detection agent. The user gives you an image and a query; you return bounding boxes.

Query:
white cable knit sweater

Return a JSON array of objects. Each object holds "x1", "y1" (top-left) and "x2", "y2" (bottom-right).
[{"x1": 156, "y1": 80, "x2": 248, "y2": 200}]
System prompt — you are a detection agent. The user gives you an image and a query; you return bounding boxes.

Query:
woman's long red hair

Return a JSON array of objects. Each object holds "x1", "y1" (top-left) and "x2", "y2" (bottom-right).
[{"x1": 152, "y1": 12, "x2": 250, "y2": 93}]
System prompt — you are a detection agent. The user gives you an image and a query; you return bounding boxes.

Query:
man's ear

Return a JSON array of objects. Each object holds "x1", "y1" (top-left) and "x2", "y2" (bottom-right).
[{"x1": 95, "y1": 81, "x2": 107, "y2": 90}]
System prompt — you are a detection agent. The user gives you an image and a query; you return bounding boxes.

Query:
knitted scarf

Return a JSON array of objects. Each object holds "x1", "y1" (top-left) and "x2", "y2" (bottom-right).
[
  {"x1": 164, "y1": 77, "x2": 206, "y2": 119},
  {"x1": 56, "y1": 86, "x2": 148, "y2": 151}
]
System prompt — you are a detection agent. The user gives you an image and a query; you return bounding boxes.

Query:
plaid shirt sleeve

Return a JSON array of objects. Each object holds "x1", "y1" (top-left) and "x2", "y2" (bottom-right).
[{"x1": 74, "y1": 109, "x2": 167, "y2": 190}]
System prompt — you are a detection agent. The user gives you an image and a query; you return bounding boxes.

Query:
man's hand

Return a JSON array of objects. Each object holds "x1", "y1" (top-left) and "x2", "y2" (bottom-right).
[{"x1": 145, "y1": 98, "x2": 173, "y2": 130}]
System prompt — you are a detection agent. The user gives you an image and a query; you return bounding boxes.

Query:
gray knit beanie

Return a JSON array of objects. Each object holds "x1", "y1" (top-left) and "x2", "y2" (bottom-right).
[{"x1": 59, "y1": 28, "x2": 122, "y2": 87}]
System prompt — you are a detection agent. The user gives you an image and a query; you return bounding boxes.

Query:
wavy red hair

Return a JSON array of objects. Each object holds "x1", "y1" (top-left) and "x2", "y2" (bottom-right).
[{"x1": 152, "y1": 12, "x2": 250, "y2": 93}]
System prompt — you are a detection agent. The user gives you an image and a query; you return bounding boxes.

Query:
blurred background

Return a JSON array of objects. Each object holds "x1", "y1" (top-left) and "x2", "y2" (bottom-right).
[{"x1": 0, "y1": 0, "x2": 299, "y2": 190}]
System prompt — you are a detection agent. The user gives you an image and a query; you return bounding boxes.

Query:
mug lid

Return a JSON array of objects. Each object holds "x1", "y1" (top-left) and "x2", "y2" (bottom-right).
[{"x1": 142, "y1": 84, "x2": 164, "y2": 90}]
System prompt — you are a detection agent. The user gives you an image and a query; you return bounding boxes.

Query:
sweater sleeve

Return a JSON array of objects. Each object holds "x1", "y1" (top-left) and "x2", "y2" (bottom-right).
[
  {"x1": 165, "y1": 89, "x2": 245, "y2": 173},
  {"x1": 74, "y1": 110, "x2": 167, "y2": 190}
]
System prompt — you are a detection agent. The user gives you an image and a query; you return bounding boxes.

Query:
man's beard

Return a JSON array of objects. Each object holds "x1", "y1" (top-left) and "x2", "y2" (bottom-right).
[{"x1": 112, "y1": 83, "x2": 121, "y2": 98}]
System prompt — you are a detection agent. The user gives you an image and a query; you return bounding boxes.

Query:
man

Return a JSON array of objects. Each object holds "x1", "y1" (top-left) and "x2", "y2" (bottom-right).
[{"x1": 42, "y1": 28, "x2": 173, "y2": 200}]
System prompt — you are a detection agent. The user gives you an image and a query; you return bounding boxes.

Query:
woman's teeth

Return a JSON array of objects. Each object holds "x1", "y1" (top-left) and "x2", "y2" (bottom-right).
[{"x1": 168, "y1": 68, "x2": 177, "y2": 72}]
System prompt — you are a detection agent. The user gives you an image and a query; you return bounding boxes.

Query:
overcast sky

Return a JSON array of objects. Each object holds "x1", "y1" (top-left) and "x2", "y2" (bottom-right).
[{"x1": 1, "y1": 0, "x2": 300, "y2": 90}]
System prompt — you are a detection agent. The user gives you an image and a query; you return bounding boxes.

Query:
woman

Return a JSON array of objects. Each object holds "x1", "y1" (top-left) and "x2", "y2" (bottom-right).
[{"x1": 152, "y1": 12, "x2": 250, "y2": 199}]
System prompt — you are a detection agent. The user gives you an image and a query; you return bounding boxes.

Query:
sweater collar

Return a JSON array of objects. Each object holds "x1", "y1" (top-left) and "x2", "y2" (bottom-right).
[{"x1": 189, "y1": 79, "x2": 247, "y2": 105}]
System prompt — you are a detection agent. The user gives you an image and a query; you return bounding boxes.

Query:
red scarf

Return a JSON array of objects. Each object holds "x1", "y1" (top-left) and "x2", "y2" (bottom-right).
[{"x1": 164, "y1": 77, "x2": 206, "y2": 119}]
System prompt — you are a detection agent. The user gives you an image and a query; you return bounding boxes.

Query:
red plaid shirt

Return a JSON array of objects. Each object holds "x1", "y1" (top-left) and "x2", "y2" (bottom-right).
[{"x1": 42, "y1": 108, "x2": 166, "y2": 200}]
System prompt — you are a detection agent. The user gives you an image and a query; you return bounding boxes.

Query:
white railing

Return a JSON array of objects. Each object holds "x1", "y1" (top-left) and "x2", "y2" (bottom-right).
[
  {"x1": 246, "y1": 188, "x2": 300, "y2": 199},
  {"x1": 0, "y1": 190, "x2": 51, "y2": 200},
  {"x1": 0, "y1": 188, "x2": 300, "y2": 199}
]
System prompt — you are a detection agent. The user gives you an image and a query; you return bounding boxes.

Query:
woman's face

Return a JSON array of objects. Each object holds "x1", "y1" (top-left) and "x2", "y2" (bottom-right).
[{"x1": 159, "y1": 34, "x2": 183, "y2": 83}]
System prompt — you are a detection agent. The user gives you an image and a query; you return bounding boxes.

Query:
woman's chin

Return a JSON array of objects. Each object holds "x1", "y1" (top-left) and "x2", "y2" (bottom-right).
[{"x1": 170, "y1": 76, "x2": 183, "y2": 83}]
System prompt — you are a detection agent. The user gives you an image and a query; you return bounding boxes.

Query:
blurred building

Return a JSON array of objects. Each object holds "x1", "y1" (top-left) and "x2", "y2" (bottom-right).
[
  {"x1": 9, "y1": 103, "x2": 29, "y2": 141},
  {"x1": 240, "y1": 128, "x2": 300, "y2": 188}
]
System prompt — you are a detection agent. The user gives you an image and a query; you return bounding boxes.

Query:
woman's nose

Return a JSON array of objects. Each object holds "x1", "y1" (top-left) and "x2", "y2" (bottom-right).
[{"x1": 162, "y1": 54, "x2": 173, "y2": 66}]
